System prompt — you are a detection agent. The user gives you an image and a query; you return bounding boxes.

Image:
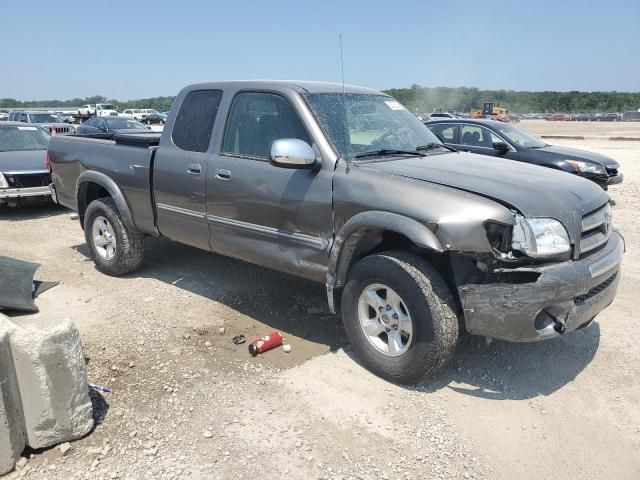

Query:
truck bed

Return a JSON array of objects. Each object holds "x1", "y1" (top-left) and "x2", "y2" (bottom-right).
[{"x1": 48, "y1": 134, "x2": 158, "y2": 234}]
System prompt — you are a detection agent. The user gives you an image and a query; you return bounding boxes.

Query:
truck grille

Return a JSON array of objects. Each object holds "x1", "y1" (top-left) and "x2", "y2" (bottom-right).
[
  {"x1": 49, "y1": 125, "x2": 74, "y2": 135},
  {"x1": 579, "y1": 203, "x2": 612, "y2": 257},
  {"x1": 6, "y1": 173, "x2": 51, "y2": 188},
  {"x1": 574, "y1": 272, "x2": 617, "y2": 305}
]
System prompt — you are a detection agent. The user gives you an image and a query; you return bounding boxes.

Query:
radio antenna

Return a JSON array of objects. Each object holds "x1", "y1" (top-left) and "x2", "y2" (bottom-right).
[{"x1": 339, "y1": 34, "x2": 345, "y2": 93}]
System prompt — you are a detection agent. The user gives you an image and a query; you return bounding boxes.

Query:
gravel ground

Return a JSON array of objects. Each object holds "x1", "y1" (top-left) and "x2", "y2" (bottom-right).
[{"x1": 0, "y1": 120, "x2": 638, "y2": 479}]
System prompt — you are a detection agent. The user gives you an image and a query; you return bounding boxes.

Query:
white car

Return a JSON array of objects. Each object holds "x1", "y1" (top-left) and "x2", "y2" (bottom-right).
[
  {"x1": 77, "y1": 104, "x2": 95, "y2": 116},
  {"x1": 121, "y1": 109, "x2": 147, "y2": 121},
  {"x1": 426, "y1": 112, "x2": 460, "y2": 120},
  {"x1": 78, "y1": 103, "x2": 119, "y2": 117}
]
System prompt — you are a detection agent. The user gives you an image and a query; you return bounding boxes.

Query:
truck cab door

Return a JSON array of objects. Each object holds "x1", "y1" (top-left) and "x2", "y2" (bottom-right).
[
  {"x1": 205, "y1": 91, "x2": 333, "y2": 282},
  {"x1": 152, "y1": 89, "x2": 223, "y2": 250}
]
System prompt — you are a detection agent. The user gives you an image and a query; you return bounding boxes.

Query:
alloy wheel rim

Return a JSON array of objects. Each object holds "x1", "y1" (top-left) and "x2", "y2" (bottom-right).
[
  {"x1": 357, "y1": 283, "x2": 413, "y2": 357},
  {"x1": 92, "y1": 215, "x2": 117, "y2": 260}
]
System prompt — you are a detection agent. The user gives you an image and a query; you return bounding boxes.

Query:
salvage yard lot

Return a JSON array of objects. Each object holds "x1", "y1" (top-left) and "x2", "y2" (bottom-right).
[{"x1": 1, "y1": 121, "x2": 639, "y2": 479}]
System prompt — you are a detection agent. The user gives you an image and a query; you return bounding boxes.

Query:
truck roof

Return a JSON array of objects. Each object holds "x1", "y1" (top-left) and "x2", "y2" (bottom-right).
[{"x1": 185, "y1": 80, "x2": 385, "y2": 95}]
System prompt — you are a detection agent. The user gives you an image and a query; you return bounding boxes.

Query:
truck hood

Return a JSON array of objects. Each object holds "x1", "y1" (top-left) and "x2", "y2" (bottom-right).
[
  {"x1": 356, "y1": 152, "x2": 610, "y2": 242},
  {"x1": 534, "y1": 145, "x2": 619, "y2": 168},
  {"x1": 0, "y1": 149, "x2": 48, "y2": 173}
]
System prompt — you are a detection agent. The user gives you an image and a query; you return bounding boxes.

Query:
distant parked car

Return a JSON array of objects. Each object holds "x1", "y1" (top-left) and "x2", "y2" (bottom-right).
[
  {"x1": 7, "y1": 110, "x2": 76, "y2": 135},
  {"x1": 548, "y1": 113, "x2": 570, "y2": 121},
  {"x1": 142, "y1": 112, "x2": 167, "y2": 125},
  {"x1": 426, "y1": 112, "x2": 459, "y2": 120},
  {"x1": 596, "y1": 113, "x2": 621, "y2": 122},
  {"x1": 426, "y1": 118, "x2": 623, "y2": 190},
  {"x1": 0, "y1": 122, "x2": 52, "y2": 206},
  {"x1": 622, "y1": 111, "x2": 640, "y2": 121},
  {"x1": 121, "y1": 109, "x2": 147, "y2": 121},
  {"x1": 77, "y1": 117, "x2": 148, "y2": 136},
  {"x1": 572, "y1": 113, "x2": 596, "y2": 121},
  {"x1": 77, "y1": 104, "x2": 95, "y2": 116},
  {"x1": 77, "y1": 104, "x2": 119, "y2": 118}
]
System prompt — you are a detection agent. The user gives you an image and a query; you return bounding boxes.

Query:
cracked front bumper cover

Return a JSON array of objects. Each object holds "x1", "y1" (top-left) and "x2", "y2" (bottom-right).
[{"x1": 459, "y1": 231, "x2": 624, "y2": 342}]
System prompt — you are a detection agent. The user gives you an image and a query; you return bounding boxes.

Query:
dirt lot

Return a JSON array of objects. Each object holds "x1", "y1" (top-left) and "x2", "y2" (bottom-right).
[{"x1": 1, "y1": 120, "x2": 639, "y2": 480}]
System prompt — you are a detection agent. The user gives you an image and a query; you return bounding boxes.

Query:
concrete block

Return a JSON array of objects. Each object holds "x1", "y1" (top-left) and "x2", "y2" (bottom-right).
[
  {"x1": 0, "y1": 313, "x2": 93, "y2": 474},
  {"x1": 7, "y1": 316, "x2": 94, "y2": 449},
  {"x1": 0, "y1": 324, "x2": 24, "y2": 476}
]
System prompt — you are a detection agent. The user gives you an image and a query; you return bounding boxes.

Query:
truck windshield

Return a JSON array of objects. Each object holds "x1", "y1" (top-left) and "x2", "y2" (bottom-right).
[
  {"x1": 0, "y1": 126, "x2": 50, "y2": 152},
  {"x1": 304, "y1": 93, "x2": 442, "y2": 160}
]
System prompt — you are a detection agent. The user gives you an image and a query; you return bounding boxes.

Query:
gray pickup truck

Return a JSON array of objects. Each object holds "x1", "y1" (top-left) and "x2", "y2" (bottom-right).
[{"x1": 48, "y1": 81, "x2": 624, "y2": 383}]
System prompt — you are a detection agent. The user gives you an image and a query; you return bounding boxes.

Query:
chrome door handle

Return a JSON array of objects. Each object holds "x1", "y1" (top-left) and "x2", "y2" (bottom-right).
[
  {"x1": 215, "y1": 169, "x2": 231, "y2": 180},
  {"x1": 187, "y1": 164, "x2": 201, "y2": 175}
]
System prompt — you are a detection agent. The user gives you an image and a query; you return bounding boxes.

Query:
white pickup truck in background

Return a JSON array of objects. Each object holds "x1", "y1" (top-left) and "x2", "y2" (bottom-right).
[{"x1": 77, "y1": 104, "x2": 119, "y2": 119}]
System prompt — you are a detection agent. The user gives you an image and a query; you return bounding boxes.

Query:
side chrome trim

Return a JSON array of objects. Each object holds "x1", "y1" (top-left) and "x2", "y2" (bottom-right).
[
  {"x1": 156, "y1": 203, "x2": 206, "y2": 220},
  {"x1": 205, "y1": 214, "x2": 329, "y2": 251}
]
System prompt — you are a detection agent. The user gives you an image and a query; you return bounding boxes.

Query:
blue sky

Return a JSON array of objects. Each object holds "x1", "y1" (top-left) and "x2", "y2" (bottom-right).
[{"x1": 1, "y1": 0, "x2": 638, "y2": 100}]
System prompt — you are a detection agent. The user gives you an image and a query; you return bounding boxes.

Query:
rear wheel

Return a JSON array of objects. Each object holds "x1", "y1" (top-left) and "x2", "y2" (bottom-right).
[
  {"x1": 84, "y1": 197, "x2": 145, "y2": 276},
  {"x1": 341, "y1": 251, "x2": 459, "y2": 384}
]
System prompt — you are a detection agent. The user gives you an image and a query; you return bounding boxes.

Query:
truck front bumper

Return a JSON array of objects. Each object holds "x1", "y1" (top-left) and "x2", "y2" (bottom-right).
[
  {"x1": 0, "y1": 186, "x2": 52, "y2": 200},
  {"x1": 459, "y1": 231, "x2": 624, "y2": 342},
  {"x1": 607, "y1": 173, "x2": 623, "y2": 186}
]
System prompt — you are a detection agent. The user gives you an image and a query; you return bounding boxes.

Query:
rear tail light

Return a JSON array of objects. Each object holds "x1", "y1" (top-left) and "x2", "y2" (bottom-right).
[{"x1": 45, "y1": 151, "x2": 51, "y2": 172}]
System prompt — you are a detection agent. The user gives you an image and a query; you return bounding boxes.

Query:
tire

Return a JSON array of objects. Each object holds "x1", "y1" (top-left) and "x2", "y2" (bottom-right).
[
  {"x1": 341, "y1": 251, "x2": 459, "y2": 384},
  {"x1": 84, "y1": 197, "x2": 145, "y2": 276}
]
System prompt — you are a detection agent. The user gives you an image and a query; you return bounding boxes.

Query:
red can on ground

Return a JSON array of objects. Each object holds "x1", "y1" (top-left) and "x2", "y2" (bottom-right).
[{"x1": 248, "y1": 331, "x2": 284, "y2": 356}]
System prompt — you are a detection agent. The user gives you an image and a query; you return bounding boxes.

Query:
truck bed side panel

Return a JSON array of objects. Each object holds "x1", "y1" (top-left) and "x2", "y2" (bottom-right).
[{"x1": 48, "y1": 136, "x2": 156, "y2": 234}]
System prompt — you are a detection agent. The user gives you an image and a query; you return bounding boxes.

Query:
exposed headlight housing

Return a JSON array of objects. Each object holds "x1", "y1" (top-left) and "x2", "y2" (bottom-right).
[
  {"x1": 0, "y1": 173, "x2": 8, "y2": 189},
  {"x1": 566, "y1": 160, "x2": 606, "y2": 175},
  {"x1": 511, "y1": 216, "x2": 571, "y2": 258}
]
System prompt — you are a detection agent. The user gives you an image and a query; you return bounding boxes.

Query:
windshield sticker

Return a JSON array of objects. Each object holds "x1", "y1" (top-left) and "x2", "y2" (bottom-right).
[
  {"x1": 17, "y1": 126, "x2": 38, "y2": 130},
  {"x1": 384, "y1": 100, "x2": 405, "y2": 111}
]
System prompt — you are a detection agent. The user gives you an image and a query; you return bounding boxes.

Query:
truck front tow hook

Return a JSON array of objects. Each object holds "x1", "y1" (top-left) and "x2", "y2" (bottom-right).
[{"x1": 549, "y1": 312, "x2": 567, "y2": 334}]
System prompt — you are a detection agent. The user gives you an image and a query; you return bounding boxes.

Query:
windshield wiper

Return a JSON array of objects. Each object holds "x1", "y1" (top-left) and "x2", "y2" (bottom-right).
[
  {"x1": 416, "y1": 143, "x2": 457, "y2": 153},
  {"x1": 354, "y1": 149, "x2": 425, "y2": 159}
]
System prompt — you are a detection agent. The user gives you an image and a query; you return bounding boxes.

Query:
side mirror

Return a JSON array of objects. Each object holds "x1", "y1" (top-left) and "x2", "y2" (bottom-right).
[
  {"x1": 270, "y1": 138, "x2": 318, "y2": 169},
  {"x1": 493, "y1": 141, "x2": 509, "y2": 153}
]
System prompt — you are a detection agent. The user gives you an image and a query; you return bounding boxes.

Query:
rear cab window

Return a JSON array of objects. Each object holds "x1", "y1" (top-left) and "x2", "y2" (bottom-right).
[{"x1": 172, "y1": 90, "x2": 223, "y2": 153}]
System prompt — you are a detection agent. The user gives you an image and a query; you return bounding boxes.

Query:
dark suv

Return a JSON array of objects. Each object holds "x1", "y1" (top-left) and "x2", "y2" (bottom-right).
[{"x1": 8, "y1": 111, "x2": 76, "y2": 135}]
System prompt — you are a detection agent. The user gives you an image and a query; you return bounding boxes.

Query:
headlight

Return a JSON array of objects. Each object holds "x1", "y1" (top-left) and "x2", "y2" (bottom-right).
[
  {"x1": 0, "y1": 173, "x2": 8, "y2": 189},
  {"x1": 511, "y1": 216, "x2": 571, "y2": 258},
  {"x1": 566, "y1": 160, "x2": 606, "y2": 175}
]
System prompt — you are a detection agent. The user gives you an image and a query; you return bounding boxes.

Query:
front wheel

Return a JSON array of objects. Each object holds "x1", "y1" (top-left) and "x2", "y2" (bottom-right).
[
  {"x1": 84, "y1": 197, "x2": 145, "y2": 276},
  {"x1": 341, "y1": 251, "x2": 459, "y2": 384}
]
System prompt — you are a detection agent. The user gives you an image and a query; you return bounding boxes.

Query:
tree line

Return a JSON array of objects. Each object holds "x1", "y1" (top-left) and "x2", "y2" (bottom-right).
[
  {"x1": 383, "y1": 85, "x2": 640, "y2": 114},
  {"x1": 2, "y1": 86, "x2": 639, "y2": 114},
  {"x1": 0, "y1": 96, "x2": 175, "y2": 112}
]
